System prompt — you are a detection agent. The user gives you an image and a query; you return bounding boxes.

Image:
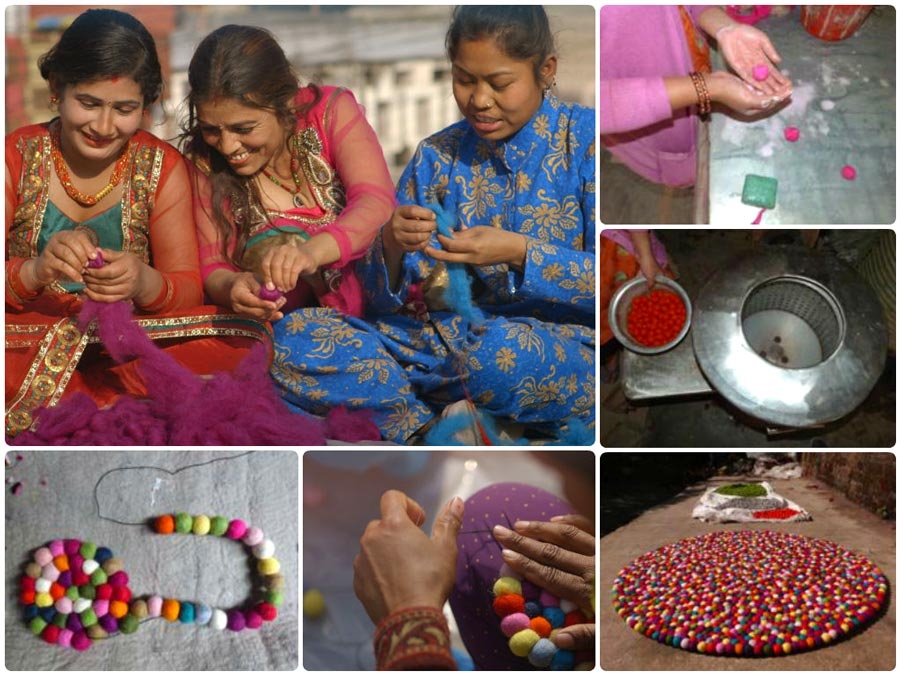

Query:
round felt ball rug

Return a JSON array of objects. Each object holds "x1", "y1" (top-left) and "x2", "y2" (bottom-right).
[{"x1": 611, "y1": 530, "x2": 888, "y2": 657}]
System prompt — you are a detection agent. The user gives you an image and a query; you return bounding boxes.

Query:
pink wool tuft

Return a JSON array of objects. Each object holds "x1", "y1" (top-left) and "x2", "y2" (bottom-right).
[{"x1": 12, "y1": 300, "x2": 380, "y2": 445}]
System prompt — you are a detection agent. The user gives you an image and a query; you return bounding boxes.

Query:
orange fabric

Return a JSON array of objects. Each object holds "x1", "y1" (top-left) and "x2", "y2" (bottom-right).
[
  {"x1": 600, "y1": 237, "x2": 642, "y2": 345},
  {"x1": 678, "y1": 6, "x2": 712, "y2": 74}
]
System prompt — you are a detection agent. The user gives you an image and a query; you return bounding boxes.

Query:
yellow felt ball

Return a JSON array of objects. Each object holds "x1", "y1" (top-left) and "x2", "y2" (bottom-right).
[
  {"x1": 303, "y1": 589, "x2": 326, "y2": 619},
  {"x1": 192, "y1": 514, "x2": 211, "y2": 536},
  {"x1": 257, "y1": 557, "x2": 281, "y2": 576},
  {"x1": 492, "y1": 576, "x2": 523, "y2": 597},
  {"x1": 509, "y1": 628, "x2": 540, "y2": 657},
  {"x1": 35, "y1": 592, "x2": 53, "y2": 608}
]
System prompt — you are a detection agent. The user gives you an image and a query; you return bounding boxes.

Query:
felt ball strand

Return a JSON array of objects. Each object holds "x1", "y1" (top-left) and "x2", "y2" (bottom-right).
[{"x1": 20, "y1": 513, "x2": 282, "y2": 650}]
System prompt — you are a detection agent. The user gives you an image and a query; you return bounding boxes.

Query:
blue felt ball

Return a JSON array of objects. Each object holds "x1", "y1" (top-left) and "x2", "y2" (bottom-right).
[
  {"x1": 451, "y1": 647, "x2": 475, "y2": 671},
  {"x1": 94, "y1": 547, "x2": 113, "y2": 564},
  {"x1": 543, "y1": 606, "x2": 565, "y2": 628},
  {"x1": 550, "y1": 649, "x2": 576, "y2": 670},
  {"x1": 38, "y1": 606, "x2": 57, "y2": 623},
  {"x1": 179, "y1": 602, "x2": 195, "y2": 623},
  {"x1": 195, "y1": 603, "x2": 212, "y2": 626},
  {"x1": 524, "y1": 601, "x2": 543, "y2": 618},
  {"x1": 23, "y1": 605, "x2": 39, "y2": 621},
  {"x1": 528, "y1": 638, "x2": 557, "y2": 668}
]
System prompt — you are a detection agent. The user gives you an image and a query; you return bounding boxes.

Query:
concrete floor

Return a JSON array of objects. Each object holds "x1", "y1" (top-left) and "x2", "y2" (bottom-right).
[
  {"x1": 600, "y1": 470, "x2": 896, "y2": 671},
  {"x1": 599, "y1": 149, "x2": 695, "y2": 225},
  {"x1": 600, "y1": 230, "x2": 896, "y2": 447}
]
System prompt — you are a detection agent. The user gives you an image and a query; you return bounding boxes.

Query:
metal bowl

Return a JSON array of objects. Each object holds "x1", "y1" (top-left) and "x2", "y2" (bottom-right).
[{"x1": 609, "y1": 276, "x2": 692, "y2": 355}]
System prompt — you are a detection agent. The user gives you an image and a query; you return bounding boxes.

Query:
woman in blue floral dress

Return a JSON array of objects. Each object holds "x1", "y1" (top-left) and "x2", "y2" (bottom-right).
[{"x1": 272, "y1": 6, "x2": 595, "y2": 443}]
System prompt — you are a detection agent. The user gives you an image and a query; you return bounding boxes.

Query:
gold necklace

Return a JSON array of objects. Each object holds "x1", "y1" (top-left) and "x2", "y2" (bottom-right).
[{"x1": 50, "y1": 123, "x2": 131, "y2": 207}]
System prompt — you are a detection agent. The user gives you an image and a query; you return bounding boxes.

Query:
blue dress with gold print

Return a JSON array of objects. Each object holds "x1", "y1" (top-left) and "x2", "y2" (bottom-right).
[{"x1": 270, "y1": 94, "x2": 595, "y2": 442}]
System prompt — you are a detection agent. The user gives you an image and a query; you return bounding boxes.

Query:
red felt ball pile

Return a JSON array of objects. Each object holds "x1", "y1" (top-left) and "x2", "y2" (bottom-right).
[
  {"x1": 752, "y1": 508, "x2": 800, "y2": 520},
  {"x1": 626, "y1": 289, "x2": 687, "y2": 348}
]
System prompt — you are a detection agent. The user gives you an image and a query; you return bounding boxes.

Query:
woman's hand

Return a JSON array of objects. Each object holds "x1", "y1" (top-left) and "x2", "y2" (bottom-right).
[
  {"x1": 229, "y1": 271, "x2": 286, "y2": 321},
  {"x1": 716, "y1": 23, "x2": 791, "y2": 97},
  {"x1": 707, "y1": 71, "x2": 791, "y2": 116},
  {"x1": 383, "y1": 204, "x2": 438, "y2": 254},
  {"x1": 82, "y1": 249, "x2": 155, "y2": 303},
  {"x1": 30, "y1": 230, "x2": 97, "y2": 288},
  {"x1": 259, "y1": 242, "x2": 319, "y2": 293},
  {"x1": 353, "y1": 490, "x2": 464, "y2": 624},
  {"x1": 428, "y1": 226, "x2": 527, "y2": 270},
  {"x1": 491, "y1": 513, "x2": 595, "y2": 615}
]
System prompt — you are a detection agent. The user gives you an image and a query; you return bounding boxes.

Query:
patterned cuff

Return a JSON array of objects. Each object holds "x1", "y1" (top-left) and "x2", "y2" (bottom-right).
[{"x1": 374, "y1": 606, "x2": 456, "y2": 671}]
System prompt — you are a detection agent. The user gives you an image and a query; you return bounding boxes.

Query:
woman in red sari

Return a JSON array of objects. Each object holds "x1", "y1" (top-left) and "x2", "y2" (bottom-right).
[{"x1": 5, "y1": 10, "x2": 269, "y2": 437}]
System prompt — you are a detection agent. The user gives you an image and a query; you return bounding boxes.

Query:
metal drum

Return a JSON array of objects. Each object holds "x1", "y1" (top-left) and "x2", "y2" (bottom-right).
[{"x1": 693, "y1": 247, "x2": 887, "y2": 428}]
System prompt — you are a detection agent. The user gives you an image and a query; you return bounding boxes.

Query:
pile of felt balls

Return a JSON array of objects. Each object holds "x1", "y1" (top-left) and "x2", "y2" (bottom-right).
[
  {"x1": 492, "y1": 574, "x2": 593, "y2": 669},
  {"x1": 21, "y1": 539, "x2": 138, "y2": 650},
  {"x1": 152, "y1": 512, "x2": 282, "y2": 631}
]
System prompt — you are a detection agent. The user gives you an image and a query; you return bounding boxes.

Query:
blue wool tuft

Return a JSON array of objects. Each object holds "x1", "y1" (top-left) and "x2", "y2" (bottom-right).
[
  {"x1": 452, "y1": 647, "x2": 476, "y2": 670},
  {"x1": 550, "y1": 648, "x2": 576, "y2": 670},
  {"x1": 548, "y1": 418, "x2": 595, "y2": 446},
  {"x1": 430, "y1": 202, "x2": 486, "y2": 326}
]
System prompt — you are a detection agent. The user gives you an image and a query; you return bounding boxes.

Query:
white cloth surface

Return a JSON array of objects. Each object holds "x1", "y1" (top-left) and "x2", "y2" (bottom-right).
[{"x1": 5, "y1": 450, "x2": 298, "y2": 670}]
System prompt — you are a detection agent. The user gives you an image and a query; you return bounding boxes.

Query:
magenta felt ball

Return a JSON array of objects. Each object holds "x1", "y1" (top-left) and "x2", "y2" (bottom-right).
[
  {"x1": 49, "y1": 541, "x2": 65, "y2": 557},
  {"x1": 71, "y1": 630, "x2": 91, "y2": 651},
  {"x1": 226, "y1": 519, "x2": 248, "y2": 540},
  {"x1": 226, "y1": 609, "x2": 246, "y2": 631},
  {"x1": 108, "y1": 571, "x2": 129, "y2": 587},
  {"x1": 245, "y1": 610, "x2": 264, "y2": 629},
  {"x1": 841, "y1": 165, "x2": 857, "y2": 181},
  {"x1": 500, "y1": 612, "x2": 532, "y2": 638},
  {"x1": 257, "y1": 285, "x2": 283, "y2": 302}
]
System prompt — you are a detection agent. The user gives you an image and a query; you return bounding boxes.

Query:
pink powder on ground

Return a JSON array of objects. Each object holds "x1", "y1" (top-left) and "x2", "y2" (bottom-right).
[{"x1": 784, "y1": 127, "x2": 800, "y2": 142}]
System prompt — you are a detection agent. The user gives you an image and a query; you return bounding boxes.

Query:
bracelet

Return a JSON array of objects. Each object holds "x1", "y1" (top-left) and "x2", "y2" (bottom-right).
[
  {"x1": 689, "y1": 71, "x2": 712, "y2": 116},
  {"x1": 7, "y1": 257, "x2": 41, "y2": 304},
  {"x1": 20, "y1": 512, "x2": 282, "y2": 651},
  {"x1": 134, "y1": 275, "x2": 173, "y2": 313}
]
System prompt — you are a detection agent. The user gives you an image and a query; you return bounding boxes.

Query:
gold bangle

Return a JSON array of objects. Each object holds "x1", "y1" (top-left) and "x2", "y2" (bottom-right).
[{"x1": 689, "y1": 71, "x2": 712, "y2": 116}]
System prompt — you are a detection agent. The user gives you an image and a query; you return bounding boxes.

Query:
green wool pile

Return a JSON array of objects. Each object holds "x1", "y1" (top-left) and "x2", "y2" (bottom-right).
[{"x1": 715, "y1": 483, "x2": 767, "y2": 498}]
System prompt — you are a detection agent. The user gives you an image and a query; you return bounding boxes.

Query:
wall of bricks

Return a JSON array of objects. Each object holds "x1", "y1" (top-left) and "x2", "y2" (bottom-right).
[{"x1": 801, "y1": 453, "x2": 895, "y2": 518}]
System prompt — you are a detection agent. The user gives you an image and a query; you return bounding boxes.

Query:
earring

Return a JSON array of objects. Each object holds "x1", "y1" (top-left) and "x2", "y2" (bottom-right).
[
  {"x1": 49, "y1": 95, "x2": 59, "y2": 105},
  {"x1": 543, "y1": 78, "x2": 557, "y2": 97}
]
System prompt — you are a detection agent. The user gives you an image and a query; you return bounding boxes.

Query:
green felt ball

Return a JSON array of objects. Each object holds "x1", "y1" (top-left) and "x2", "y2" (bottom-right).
[
  {"x1": 741, "y1": 174, "x2": 778, "y2": 209},
  {"x1": 90, "y1": 568, "x2": 107, "y2": 586},
  {"x1": 65, "y1": 586, "x2": 80, "y2": 601},
  {"x1": 80, "y1": 541, "x2": 97, "y2": 560},
  {"x1": 265, "y1": 590, "x2": 284, "y2": 607},
  {"x1": 53, "y1": 612, "x2": 68, "y2": 628},
  {"x1": 29, "y1": 617, "x2": 48, "y2": 635},
  {"x1": 120, "y1": 614, "x2": 140, "y2": 634},
  {"x1": 80, "y1": 608, "x2": 98, "y2": 627},
  {"x1": 79, "y1": 584, "x2": 96, "y2": 600},
  {"x1": 175, "y1": 512, "x2": 193, "y2": 534},
  {"x1": 210, "y1": 516, "x2": 229, "y2": 536}
]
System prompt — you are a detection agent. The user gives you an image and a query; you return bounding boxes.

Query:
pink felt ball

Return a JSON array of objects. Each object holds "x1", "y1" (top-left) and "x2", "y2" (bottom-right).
[
  {"x1": 93, "y1": 599, "x2": 110, "y2": 618},
  {"x1": 245, "y1": 609, "x2": 264, "y2": 629},
  {"x1": 48, "y1": 541, "x2": 65, "y2": 557},
  {"x1": 147, "y1": 595, "x2": 163, "y2": 618},
  {"x1": 784, "y1": 127, "x2": 800, "y2": 142},
  {"x1": 226, "y1": 519, "x2": 248, "y2": 540},
  {"x1": 500, "y1": 612, "x2": 532, "y2": 638},
  {"x1": 257, "y1": 285, "x2": 283, "y2": 302},
  {"x1": 57, "y1": 628, "x2": 74, "y2": 648},
  {"x1": 108, "y1": 570, "x2": 129, "y2": 587},
  {"x1": 841, "y1": 165, "x2": 857, "y2": 180},
  {"x1": 242, "y1": 526, "x2": 265, "y2": 547},
  {"x1": 752, "y1": 64, "x2": 769, "y2": 81},
  {"x1": 35, "y1": 547, "x2": 53, "y2": 567},
  {"x1": 55, "y1": 597, "x2": 74, "y2": 614}
]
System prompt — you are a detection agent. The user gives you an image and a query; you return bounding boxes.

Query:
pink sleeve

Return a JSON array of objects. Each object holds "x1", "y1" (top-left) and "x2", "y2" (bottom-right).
[
  {"x1": 322, "y1": 89, "x2": 395, "y2": 266},
  {"x1": 599, "y1": 77, "x2": 673, "y2": 135},
  {"x1": 188, "y1": 161, "x2": 237, "y2": 282}
]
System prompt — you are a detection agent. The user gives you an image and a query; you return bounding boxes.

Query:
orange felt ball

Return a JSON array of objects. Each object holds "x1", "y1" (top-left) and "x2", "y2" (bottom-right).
[
  {"x1": 155, "y1": 515, "x2": 175, "y2": 535},
  {"x1": 530, "y1": 616, "x2": 552, "y2": 638},
  {"x1": 109, "y1": 600, "x2": 129, "y2": 619},
  {"x1": 493, "y1": 593, "x2": 526, "y2": 617},
  {"x1": 161, "y1": 599, "x2": 180, "y2": 621},
  {"x1": 49, "y1": 582, "x2": 65, "y2": 600},
  {"x1": 52, "y1": 555, "x2": 70, "y2": 572}
]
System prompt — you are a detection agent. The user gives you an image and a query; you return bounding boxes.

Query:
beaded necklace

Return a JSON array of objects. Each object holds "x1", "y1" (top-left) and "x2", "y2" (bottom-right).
[
  {"x1": 261, "y1": 145, "x2": 308, "y2": 208},
  {"x1": 49, "y1": 123, "x2": 132, "y2": 207}
]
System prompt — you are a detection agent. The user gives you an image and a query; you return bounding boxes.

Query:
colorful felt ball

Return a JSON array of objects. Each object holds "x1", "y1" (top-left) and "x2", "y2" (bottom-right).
[
  {"x1": 528, "y1": 638, "x2": 557, "y2": 667},
  {"x1": 41, "y1": 624, "x2": 61, "y2": 644},
  {"x1": 493, "y1": 594, "x2": 526, "y2": 618},
  {"x1": 258, "y1": 557, "x2": 281, "y2": 576},
  {"x1": 147, "y1": 595, "x2": 163, "y2": 618},
  {"x1": 174, "y1": 512, "x2": 193, "y2": 534},
  {"x1": 493, "y1": 576, "x2": 523, "y2": 597},
  {"x1": 210, "y1": 609, "x2": 228, "y2": 630},
  {"x1": 256, "y1": 601, "x2": 278, "y2": 622},
  {"x1": 524, "y1": 600, "x2": 542, "y2": 618},
  {"x1": 82, "y1": 559, "x2": 99, "y2": 575},
  {"x1": 93, "y1": 599, "x2": 110, "y2": 618},
  {"x1": 226, "y1": 519, "x2": 248, "y2": 540},
  {"x1": 102, "y1": 558, "x2": 124, "y2": 575},
  {"x1": 192, "y1": 515, "x2": 211, "y2": 536},
  {"x1": 94, "y1": 548, "x2": 113, "y2": 564},
  {"x1": 209, "y1": 516, "x2": 229, "y2": 536},
  {"x1": 98, "y1": 614, "x2": 118, "y2": 633},
  {"x1": 500, "y1": 612, "x2": 531, "y2": 637},
  {"x1": 130, "y1": 599, "x2": 149, "y2": 619},
  {"x1": 86, "y1": 624, "x2": 107, "y2": 640},
  {"x1": 195, "y1": 603, "x2": 213, "y2": 625},
  {"x1": 154, "y1": 514, "x2": 175, "y2": 535},
  {"x1": 539, "y1": 589, "x2": 560, "y2": 608},
  {"x1": 179, "y1": 602, "x2": 195, "y2": 623},
  {"x1": 245, "y1": 609, "x2": 264, "y2": 629},
  {"x1": 544, "y1": 607, "x2": 566, "y2": 629},
  {"x1": 120, "y1": 614, "x2": 140, "y2": 634},
  {"x1": 108, "y1": 571, "x2": 129, "y2": 588},
  {"x1": 79, "y1": 542, "x2": 97, "y2": 560},
  {"x1": 509, "y1": 628, "x2": 541, "y2": 657},
  {"x1": 303, "y1": 589, "x2": 326, "y2": 618},
  {"x1": 161, "y1": 599, "x2": 180, "y2": 622},
  {"x1": 57, "y1": 628, "x2": 74, "y2": 648},
  {"x1": 35, "y1": 548, "x2": 53, "y2": 567},
  {"x1": 530, "y1": 616, "x2": 552, "y2": 638},
  {"x1": 265, "y1": 590, "x2": 284, "y2": 607},
  {"x1": 242, "y1": 526, "x2": 264, "y2": 547},
  {"x1": 71, "y1": 630, "x2": 91, "y2": 651},
  {"x1": 551, "y1": 649, "x2": 576, "y2": 669},
  {"x1": 226, "y1": 609, "x2": 246, "y2": 631},
  {"x1": 252, "y1": 539, "x2": 275, "y2": 559}
]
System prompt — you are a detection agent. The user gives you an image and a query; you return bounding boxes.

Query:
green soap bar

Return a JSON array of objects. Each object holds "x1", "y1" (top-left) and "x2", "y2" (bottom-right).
[{"x1": 741, "y1": 174, "x2": 778, "y2": 209}]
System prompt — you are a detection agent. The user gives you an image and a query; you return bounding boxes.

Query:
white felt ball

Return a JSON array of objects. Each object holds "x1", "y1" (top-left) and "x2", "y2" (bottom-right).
[
  {"x1": 73, "y1": 598, "x2": 92, "y2": 614},
  {"x1": 559, "y1": 599, "x2": 578, "y2": 614},
  {"x1": 210, "y1": 609, "x2": 228, "y2": 630},
  {"x1": 252, "y1": 539, "x2": 275, "y2": 560},
  {"x1": 82, "y1": 559, "x2": 100, "y2": 575},
  {"x1": 35, "y1": 577, "x2": 52, "y2": 593}
]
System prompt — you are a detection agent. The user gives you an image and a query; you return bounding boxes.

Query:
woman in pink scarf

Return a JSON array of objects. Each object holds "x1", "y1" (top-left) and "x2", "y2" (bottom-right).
[{"x1": 600, "y1": 6, "x2": 792, "y2": 187}]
